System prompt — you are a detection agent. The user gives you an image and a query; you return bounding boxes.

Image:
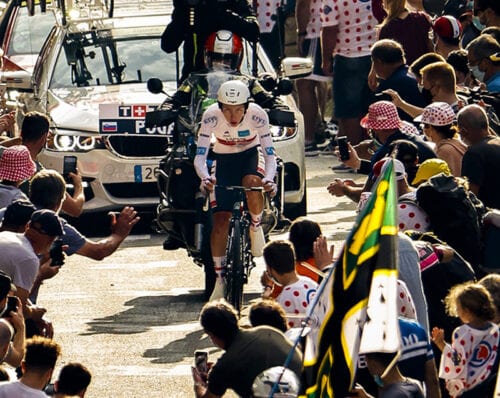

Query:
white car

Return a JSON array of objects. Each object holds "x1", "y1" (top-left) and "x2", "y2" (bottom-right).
[
  {"x1": 20, "y1": 0, "x2": 307, "y2": 219},
  {"x1": 0, "y1": 0, "x2": 56, "y2": 101}
]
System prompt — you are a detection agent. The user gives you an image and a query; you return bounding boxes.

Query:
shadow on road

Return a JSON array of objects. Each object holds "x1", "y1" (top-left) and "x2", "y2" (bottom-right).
[
  {"x1": 142, "y1": 291, "x2": 264, "y2": 364},
  {"x1": 81, "y1": 292, "x2": 206, "y2": 335},
  {"x1": 144, "y1": 329, "x2": 216, "y2": 364}
]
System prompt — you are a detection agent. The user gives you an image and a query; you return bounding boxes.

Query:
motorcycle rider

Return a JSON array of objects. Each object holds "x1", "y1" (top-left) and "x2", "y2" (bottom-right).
[
  {"x1": 193, "y1": 80, "x2": 277, "y2": 301},
  {"x1": 161, "y1": 30, "x2": 285, "y2": 113},
  {"x1": 160, "y1": 0, "x2": 259, "y2": 81}
]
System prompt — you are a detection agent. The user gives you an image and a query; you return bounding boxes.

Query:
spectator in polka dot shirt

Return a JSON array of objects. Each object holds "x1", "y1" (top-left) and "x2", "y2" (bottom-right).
[
  {"x1": 320, "y1": 0, "x2": 377, "y2": 146},
  {"x1": 371, "y1": 158, "x2": 431, "y2": 233},
  {"x1": 262, "y1": 240, "x2": 318, "y2": 328},
  {"x1": 431, "y1": 282, "x2": 499, "y2": 398}
]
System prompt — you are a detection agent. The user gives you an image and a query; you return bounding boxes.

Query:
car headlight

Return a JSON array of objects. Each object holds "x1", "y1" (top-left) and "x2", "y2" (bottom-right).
[
  {"x1": 47, "y1": 131, "x2": 103, "y2": 152},
  {"x1": 270, "y1": 124, "x2": 297, "y2": 141}
]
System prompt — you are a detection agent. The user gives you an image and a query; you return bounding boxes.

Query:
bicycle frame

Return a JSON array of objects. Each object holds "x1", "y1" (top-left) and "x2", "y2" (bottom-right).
[{"x1": 221, "y1": 185, "x2": 263, "y2": 315}]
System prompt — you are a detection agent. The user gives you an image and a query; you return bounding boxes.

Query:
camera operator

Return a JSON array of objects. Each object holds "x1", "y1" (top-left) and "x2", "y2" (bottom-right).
[
  {"x1": 160, "y1": 30, "x2": 286, "y2": 117},
  {"x1": 161, "y1": 0, "x2": 259, "y2": 81}
]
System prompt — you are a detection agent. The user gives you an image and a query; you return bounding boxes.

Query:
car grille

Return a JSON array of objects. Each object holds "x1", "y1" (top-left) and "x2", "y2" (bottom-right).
[
  {"x1": 103, "y1": 182, "x2": 158, "y2": 199},
  {"x1": 106, "y1": 136, "x2": 170, "y2": 157}
]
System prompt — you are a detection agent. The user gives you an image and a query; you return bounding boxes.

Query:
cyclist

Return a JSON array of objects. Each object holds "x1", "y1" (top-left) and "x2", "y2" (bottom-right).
[
  {"x1": 193, "y1": 80, "x2": 277, "y2": 301},
  {"x1": 160, "y1": 30, "x2": 286, "y2": 251}
]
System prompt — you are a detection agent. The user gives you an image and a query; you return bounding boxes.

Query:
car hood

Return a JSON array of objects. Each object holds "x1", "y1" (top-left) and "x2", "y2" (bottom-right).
[{"x1": 48, "y1": 82, "x2": 178, "y2": 132}]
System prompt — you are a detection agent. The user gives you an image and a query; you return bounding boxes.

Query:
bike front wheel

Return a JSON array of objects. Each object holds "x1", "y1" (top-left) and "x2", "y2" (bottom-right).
[{"x1": 225, "y1": 219, "x2": 245, "y2": 315}]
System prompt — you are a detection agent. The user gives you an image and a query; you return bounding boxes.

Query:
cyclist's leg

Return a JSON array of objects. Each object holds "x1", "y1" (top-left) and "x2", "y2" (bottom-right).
[
  {"x1": 209, "y1": 210, "x2": 231, "y2": 300},
  {"x1": 208, "y1": 154, "x2": 240, "y2": 300},
  {"x1": 242, "y1": 148, "x2": 266, "y2": 256},
  {"x1": 242, "y1": 174, "x2": 264, "y2": 225}
]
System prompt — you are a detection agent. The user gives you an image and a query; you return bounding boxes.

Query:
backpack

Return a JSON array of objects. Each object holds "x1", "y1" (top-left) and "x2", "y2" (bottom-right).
[{"x1": 415, "y1": 174, "x2": 487, "y2": 272}]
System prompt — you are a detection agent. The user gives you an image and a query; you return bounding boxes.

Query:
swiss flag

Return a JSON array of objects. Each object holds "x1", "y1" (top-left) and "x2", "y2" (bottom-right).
[{"x1": 133, "y1": 105, "x2": 147, "y2": 118}]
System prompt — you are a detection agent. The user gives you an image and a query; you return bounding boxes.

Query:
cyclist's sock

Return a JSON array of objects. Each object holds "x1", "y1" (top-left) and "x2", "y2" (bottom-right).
[
  {"x1": 250, "y1": 212, "x2": 263, "y2": 231},
  {"x1": 213, "y1": 256, "x2": 226, "y2": 280}
]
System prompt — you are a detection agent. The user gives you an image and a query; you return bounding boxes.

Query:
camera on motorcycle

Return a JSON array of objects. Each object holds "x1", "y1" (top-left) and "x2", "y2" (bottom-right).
[
  {"x1": 276, "y1": 78, "x2": 293, "y2": 96},
  {"x1": 147, "y1": 78, "x2": 165, "y2": 95},
  {"x1": 258, "y1": 73, "x2": 277, "y2": 92},
  {"x1": 268, "y1": 109, "x2": 295, "y2": 127}
]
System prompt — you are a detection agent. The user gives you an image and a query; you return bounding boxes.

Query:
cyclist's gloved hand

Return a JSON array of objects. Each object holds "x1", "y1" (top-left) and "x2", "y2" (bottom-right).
[
  {"x1": 200, "y1": 176, "x2": 216, "y2": 194},
  {"x1": 262, "y1": 178, "x2": 277, "y2": 197}
]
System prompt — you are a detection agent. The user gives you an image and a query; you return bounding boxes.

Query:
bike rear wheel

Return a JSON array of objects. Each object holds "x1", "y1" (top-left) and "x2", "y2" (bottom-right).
[{"x1": 225, "y1": 219, "x2": 245, "y2": 315}]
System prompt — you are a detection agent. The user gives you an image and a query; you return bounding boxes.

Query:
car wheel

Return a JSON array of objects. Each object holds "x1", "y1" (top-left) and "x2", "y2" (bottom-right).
[{"x1": 283, "y1": 182, "x2": 307, "y2": 220}]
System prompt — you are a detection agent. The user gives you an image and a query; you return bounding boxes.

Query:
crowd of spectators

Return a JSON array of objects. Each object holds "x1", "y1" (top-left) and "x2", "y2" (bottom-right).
[{"x1": 1, "y1": 0, "x2": 500, "y2": 395}]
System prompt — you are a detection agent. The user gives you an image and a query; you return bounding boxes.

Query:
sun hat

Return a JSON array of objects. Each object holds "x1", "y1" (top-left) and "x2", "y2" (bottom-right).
[
  {"x1": 412, "y1": 158, "x2": 452, "y2": 186},
  {"x1": 400, "y1": 121, "x2": 420, "y2": 136},
  {"x1": 0, "y1": 145, "x2": 36, "y2": 182},
  {"x1": 433, "y1": 15, "x2": 462, "y2": 40},
  {"x1": 414, "y1": 102, "x2": 455, "y2": 126},
  {"x1": 360, "y1": 101, "x2": 401, "y2": 130}
]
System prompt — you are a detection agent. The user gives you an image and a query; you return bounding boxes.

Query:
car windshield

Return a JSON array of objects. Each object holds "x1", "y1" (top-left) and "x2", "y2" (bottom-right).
[
  {"x1": 50, "y1": 29, "x2": 178, "y2": 88},
  {"x1": 7, "y1": 7, "x2": 56, "y2": 56}
]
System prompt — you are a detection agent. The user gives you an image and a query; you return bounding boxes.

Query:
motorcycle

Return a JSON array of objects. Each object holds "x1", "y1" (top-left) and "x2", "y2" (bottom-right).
[{"x1": 145, "y1": 62, "x2": 310, "y2": 298}]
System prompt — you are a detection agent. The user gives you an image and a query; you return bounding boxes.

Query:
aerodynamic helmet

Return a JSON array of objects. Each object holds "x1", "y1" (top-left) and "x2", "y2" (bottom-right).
[
  {"x1": 251, "y1": 366, "x2": 300, "y2": 398},
  {"x1": 204, "y1": 30, "x2": 243, "y2": 70},
  {"x1": 217, "y1": 80, "x2": 250, "y2": 106}
]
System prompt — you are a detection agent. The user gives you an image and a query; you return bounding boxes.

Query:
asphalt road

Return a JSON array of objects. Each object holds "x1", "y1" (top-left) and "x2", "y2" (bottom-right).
[{"x1": 33, "y1": 154, "x2": 365, "y2": 397}]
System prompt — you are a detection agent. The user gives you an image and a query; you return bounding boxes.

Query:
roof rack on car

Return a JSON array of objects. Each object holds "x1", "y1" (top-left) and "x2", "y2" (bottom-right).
[{"x1": 48, "y1": 0, "x2": 172, "y2": 26}]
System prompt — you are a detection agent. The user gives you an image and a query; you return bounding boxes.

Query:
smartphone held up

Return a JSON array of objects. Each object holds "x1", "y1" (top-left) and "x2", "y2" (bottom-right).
[
  {"x1": 336, "y1": 136, "x2": 350, "y2": 161},
  {"x1": 194, "y1": 350, "x2": 208, "y2": 374},
  {"x1": 49, "y1": 238, "x2": 65, "y2": 266},
  {"x1": 1, "y1": 296, "x2": 18, "y2": 318},
  {"x1": 63, "y1": 155, "x2": 77, "y2": 183}
]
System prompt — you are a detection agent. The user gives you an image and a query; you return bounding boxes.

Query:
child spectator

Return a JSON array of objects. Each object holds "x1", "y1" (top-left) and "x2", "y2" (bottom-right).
[
  {"x1": 261, "y1": 240, "x2": 318, "y2": 328},
  {"x1": 263, "y1": 218, "x2": 325, "y2": 300},
  {"x1": 248, "y1": 299, "x2": 288, "y2": 333},
  {"x1": 431, "y1": 282, "x2": 499, "y2": 397}
]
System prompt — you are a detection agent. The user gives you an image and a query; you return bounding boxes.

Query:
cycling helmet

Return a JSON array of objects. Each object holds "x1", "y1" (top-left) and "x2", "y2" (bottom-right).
[
  {"x1": 252, "y1": 366, "x2": 300, "y2": 398},
  {"x1": 204, "y1": 30, "x2": 243, "y2": 70},
  {"x1": 217, "y1": 80, "x2": 250, "y2": 106}
]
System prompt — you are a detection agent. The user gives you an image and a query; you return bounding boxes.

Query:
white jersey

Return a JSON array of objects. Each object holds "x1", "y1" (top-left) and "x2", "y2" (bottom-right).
[
  {"x1": 277, "y1": 275, "x2": 318, "y2": 328},
  {"x1": 194, "y1": 102, "x2": 277, "y2": 181}
]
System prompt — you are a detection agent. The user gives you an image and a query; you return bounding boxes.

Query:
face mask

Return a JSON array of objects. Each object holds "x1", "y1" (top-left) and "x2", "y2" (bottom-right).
[
  {"x1": 470, "y1": 65, "x2": 485, "y2": 82},
  {"x1": 472, "y1": 16, "x2": 485, "y2": 31},
  {"x1": 373, "y1": 375, "x2": 384, "y2": 387},
  {"x1": 421, "y1": 88, "x2": 433, "y2": 104}
]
